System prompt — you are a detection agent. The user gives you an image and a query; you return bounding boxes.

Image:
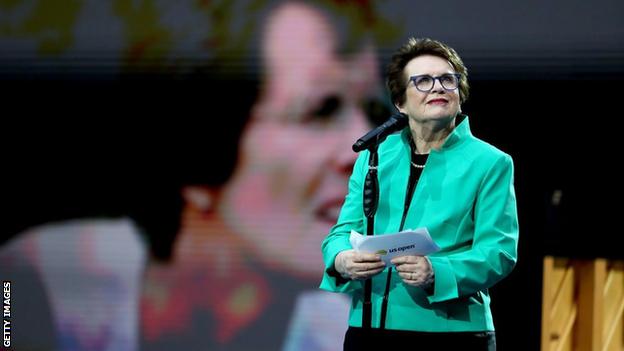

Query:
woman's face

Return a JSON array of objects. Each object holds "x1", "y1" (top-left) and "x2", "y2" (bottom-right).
[
  {"x1": 397, "y1": 55, "x2": 461, "y2": 123},
  {"x1": 218, "y1": 3, "x2": 386, "y2": 278}
]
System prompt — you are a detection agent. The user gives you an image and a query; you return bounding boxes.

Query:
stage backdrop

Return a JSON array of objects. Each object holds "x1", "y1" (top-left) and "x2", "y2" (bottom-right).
[{"x1": 1, "y1": 1, "x2": 622, "y2": 351}]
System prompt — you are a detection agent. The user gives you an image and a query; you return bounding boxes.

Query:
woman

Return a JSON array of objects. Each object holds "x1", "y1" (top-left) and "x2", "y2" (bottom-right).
[{"x1": 320, "y1": 37, "x2": 519, "y2": 350}]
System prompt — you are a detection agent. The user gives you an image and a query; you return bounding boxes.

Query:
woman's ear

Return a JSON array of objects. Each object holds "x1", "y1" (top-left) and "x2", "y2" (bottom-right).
[{"x1": 182, "y1": 186, "x2": 217, "y2": 212}]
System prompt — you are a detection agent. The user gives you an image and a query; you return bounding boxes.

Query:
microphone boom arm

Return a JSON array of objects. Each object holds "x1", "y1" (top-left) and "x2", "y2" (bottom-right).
[{"x1": 352, "y1": 113, "x2": 408, "y2": 152}]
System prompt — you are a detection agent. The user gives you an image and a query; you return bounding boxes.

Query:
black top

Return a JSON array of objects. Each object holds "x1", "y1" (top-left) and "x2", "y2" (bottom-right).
[{"x1": 405, "y1": 149, "x2": 429, "y2": 209}]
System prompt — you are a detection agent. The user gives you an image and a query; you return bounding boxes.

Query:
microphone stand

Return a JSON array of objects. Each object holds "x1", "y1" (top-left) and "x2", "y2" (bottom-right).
[
  {"x1": 356, "y1": 115, "x2": 405, "y2": 328},
  {"x1": 361, "y1": 142, "x2": 379, "y2": 329}
]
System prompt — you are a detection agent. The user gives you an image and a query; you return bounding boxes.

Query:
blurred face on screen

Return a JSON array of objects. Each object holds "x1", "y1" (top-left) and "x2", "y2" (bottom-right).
[{"x1": 219, "y1": 3, "x2": 386, "y2": 278}]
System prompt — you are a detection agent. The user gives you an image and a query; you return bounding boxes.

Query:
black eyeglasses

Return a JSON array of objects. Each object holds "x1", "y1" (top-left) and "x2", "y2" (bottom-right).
[{"x1": 408, "y1": 73, "x2": 462, "y2": 92}]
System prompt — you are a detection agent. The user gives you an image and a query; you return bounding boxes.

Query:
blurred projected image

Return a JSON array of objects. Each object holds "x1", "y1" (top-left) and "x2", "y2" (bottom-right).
[
  {"x1": 141, "y1": 3, "x2": 391, "y2": 350},
  {"x1": 0, "y1": 1, "x2": 394, "y2": 350}
]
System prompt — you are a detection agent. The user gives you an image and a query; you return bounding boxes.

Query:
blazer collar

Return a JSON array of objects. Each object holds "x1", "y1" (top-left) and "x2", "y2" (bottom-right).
[{"x1": 400, "y1": 114, "x2": 472, "y2": 152}]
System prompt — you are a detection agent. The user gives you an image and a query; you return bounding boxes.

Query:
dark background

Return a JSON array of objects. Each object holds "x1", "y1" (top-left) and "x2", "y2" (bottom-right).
[{"x1": 2, "y1": 0, "x2": 624, "y2": 350}]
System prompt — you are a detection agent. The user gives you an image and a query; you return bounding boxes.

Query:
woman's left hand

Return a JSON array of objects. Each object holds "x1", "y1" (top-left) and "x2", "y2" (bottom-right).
[{"x1": 391, "y1": 255, "x2": 434, "y2": 288}]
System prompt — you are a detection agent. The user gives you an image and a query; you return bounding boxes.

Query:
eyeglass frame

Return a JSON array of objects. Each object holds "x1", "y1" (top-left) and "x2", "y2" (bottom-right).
[{"x1": 407, "y1": 73, "x2": 462, "y2": 93}]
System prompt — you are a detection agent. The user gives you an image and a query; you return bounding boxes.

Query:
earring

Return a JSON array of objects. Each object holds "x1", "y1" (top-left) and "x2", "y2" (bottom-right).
[{"x1": 182, "y1": 187, "x2": 214, "y2": 212}]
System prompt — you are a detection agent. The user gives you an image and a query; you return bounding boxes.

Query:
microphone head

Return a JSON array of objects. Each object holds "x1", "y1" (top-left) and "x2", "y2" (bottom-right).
[
  {"x1": 351, "y1": 113, "x2": 408, "y2": 153},
  {"x1": 352, "y1": 140, "x2": 365, "y2": 152}
]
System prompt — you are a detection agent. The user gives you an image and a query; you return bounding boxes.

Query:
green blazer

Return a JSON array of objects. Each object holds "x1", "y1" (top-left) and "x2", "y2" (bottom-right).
[{"x1": 320, "y1": 116, "x2": 519, "y2": 332}]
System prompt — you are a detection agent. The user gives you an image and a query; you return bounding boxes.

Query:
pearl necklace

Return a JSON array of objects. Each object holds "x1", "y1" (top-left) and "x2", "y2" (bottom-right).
[
  {"x1": 411, "y1": 161, "x2": 426, "y2": 169},
  {"x1": 411, "y1": 144, "x2": 427, "y2": 169}
]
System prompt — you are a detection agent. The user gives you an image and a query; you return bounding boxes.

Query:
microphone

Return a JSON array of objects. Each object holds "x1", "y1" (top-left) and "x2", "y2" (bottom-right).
[{"x1": 352, "y1": 113, "x2": 408, "y2": 152}]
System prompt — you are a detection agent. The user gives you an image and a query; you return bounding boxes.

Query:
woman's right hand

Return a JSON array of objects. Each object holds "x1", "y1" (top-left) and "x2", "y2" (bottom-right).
[{"x1": 334, "y1": 249, "x2": 386, "y2": 280}]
